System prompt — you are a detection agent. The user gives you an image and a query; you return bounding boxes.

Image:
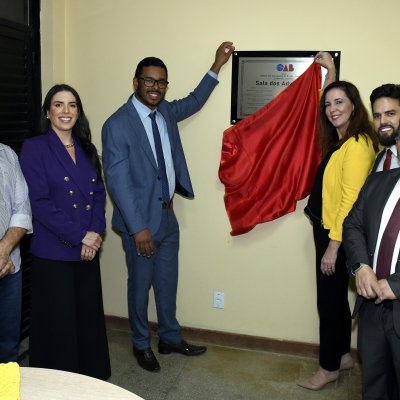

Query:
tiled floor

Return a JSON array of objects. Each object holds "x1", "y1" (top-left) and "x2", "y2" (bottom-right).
[{"x1": 104, "y1": 329, "x2": 362, "y2": 400}]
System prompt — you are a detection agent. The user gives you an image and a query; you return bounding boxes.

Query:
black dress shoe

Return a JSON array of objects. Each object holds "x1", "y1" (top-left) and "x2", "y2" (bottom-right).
[
  {"x1": 133, "y1": 347, "x2": 160, "y2": 372},
  {"x1": 158, "y1": 339, "x2": 207, "y2": 356}
]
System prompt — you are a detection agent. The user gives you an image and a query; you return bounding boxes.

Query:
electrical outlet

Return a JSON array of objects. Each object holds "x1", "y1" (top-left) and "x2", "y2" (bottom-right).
[{"x1": 213, "y1": 291, "x2": 224, "y2": 309}]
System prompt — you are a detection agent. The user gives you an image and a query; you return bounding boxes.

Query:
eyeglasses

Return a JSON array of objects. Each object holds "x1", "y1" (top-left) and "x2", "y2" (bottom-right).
[{"x1": 138, "y1": 77, "x2": 169, "y2": 89}]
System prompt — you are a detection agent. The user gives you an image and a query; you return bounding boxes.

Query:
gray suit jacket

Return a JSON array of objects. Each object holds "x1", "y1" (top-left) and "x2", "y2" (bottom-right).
[
  {"x1": 343, "y1": 168, "x2": 400, "y2": 333},
  {"x1": 102, "y1": 73, "x2": 218, "y2": 235}
]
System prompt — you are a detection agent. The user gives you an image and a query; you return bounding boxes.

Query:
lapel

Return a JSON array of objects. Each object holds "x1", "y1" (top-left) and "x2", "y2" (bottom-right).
[
  {"x1": 123, "y1": 100, "x2": 158, "y2": 171},
  {"x1": 354, "y1": 169, "x2": 400, "y2": 323},
  {"x1": 372, "y1": 149, "x2": 385, "y2": 172},
  {"x1": 157, "y1": 102, "x2": 176, "y2": 159},
  {"x1": 388, "y1": 169, "x2": 400, "y2": 274},
  {"x1": 46, "y1": 130, "x2": 95, "y2": 202},
  {"x1": 367, "y1": 169, "x2": 400, "y2": 256}
]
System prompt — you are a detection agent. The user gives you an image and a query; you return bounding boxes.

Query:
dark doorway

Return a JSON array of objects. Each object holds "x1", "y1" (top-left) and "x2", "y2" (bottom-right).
[{"x1": 0, "y1": 0, "x2": 41, "y2": 342}]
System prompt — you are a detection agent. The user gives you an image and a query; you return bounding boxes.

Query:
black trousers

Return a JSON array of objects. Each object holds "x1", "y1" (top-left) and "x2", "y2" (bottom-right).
[
  {"x1": 359, "y1": 301, "x2": 400, "y2": 400},
  {"x1": 29, "y1": 256, "x2": 111, "y2": 380},
  {"x1": 313, "y1": 224, "x2": 352, "y2": 371}
]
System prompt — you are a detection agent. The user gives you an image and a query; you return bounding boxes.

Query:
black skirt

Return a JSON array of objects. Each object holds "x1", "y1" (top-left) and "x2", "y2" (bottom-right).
[{"x1": 29, "y1": 255, "x2": 111, "y2": 380}]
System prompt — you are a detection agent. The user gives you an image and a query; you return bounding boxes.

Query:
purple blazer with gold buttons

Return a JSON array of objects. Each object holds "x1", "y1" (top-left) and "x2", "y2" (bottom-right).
[{"x1": 20, "y1": 129, "x2": 106, "y2": 261}]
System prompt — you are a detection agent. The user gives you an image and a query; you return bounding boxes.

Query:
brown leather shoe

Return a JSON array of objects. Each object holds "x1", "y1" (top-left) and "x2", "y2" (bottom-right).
[
  {"x1": 158, "y1": 339, "x2": 207, "y2": 356},
  {"x1": 133, "y1": 347, "x2": 160, "y2": 372}
]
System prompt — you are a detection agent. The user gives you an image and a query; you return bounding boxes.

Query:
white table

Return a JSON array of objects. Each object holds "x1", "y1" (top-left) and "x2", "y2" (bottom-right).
[{"x1": 20, "y1": 367, "x2": 144, "y2": 400}]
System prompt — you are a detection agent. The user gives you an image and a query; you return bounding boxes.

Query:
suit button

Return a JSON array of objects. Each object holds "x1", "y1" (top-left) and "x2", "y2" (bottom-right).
[
  {"x1": 69, "y1": 190, "x2": 74, "y2": 196},
  {"x1": 89, "y1": 191, "x2": 94, "y2": 196},
  {"x1": 64, "y1": 177, "x2": 70, "y2": 182},
  {"x1": 85, "y1": 204, "x2": 92, "y2": 211},
  {"x1": 157, "y1": 177, "x2": 161, "y2": 180},
  {"x1": 91, "y1": 178, "x2": 96, "y2": 183},
  {"x1": 158, "y1": 197, "x2": 162, "y2": 201},
  {"x1": 73, "y1": 203, "x2": 78, "y2": 209}
]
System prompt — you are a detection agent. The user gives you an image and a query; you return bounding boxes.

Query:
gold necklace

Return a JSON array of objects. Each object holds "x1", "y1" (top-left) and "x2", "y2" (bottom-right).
[{"x1": 64, "y1": 141, "x2": 75, "y2": 149}]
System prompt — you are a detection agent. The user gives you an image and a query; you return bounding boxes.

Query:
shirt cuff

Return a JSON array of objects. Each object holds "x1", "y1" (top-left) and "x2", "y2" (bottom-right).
[
  {"x1": 9, "y1": 214, "x2": 33, "y2": 234},
  {"x1": 208, "y1": 70, "x2": 218, "y2": 80}
]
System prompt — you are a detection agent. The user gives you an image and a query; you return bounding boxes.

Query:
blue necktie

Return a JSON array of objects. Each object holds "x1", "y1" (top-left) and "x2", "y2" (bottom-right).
[{"x1": 149, "y1": 111, "x2": 170, "y2": 203}]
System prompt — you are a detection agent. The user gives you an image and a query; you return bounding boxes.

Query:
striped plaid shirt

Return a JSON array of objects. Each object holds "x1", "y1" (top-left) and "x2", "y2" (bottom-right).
[{"x1": 0, "y1": 144, "x2": 32, "y2": 273}]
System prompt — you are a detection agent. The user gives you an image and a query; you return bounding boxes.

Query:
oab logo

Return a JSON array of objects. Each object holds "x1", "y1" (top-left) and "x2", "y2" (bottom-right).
[{"x1": 276, "y1": 64, "x2": 294, "y2": 72}]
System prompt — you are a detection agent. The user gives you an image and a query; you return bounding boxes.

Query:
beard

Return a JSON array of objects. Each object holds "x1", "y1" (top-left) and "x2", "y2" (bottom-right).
[{"x1": 378, "y1": 125, "x2": 400, "y2": 147}]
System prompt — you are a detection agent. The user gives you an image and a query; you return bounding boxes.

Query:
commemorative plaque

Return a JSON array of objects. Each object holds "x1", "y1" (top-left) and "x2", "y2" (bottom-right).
[{"x1": 231, "y1": 51, "x2": 341, "y2": 124}]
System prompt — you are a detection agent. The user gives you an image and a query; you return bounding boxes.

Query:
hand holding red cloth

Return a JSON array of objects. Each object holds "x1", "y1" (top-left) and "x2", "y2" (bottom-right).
[{"x1": 219, "y1": 62, "x2": 322, "y2": 235}]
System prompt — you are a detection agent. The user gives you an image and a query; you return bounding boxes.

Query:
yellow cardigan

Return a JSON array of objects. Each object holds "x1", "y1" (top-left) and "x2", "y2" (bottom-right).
[{"x1": 322, "y1": 135, "x2": 376, "y2": 242}]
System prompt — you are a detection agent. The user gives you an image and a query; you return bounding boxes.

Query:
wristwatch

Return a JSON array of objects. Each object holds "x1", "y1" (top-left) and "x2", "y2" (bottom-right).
[{"x1": 351, "y1": 263, "x2": 366, "y2": 276}]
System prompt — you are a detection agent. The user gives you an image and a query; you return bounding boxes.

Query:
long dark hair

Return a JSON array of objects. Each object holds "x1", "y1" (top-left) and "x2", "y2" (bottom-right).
[
  {"x1": 318, "y1": 80, "x2": 379, "y2": 156},
  {"x1": 41, "y1": 84, "x2": 103, "y2": 179}
]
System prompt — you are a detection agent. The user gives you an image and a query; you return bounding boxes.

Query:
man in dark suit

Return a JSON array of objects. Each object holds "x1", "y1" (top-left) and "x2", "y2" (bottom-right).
[
  {"x1": 343, "y1": 168, "x2": 400, "y2": 399},
  {"x1": 370, "y1": 84, "x2": 400, "y2": 172},
  {"x1": 102, "y1": 42, "x2": 234, "y2": 372}
]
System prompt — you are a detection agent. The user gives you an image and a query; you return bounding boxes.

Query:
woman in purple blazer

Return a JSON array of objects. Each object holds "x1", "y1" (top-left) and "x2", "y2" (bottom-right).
[{"x1": 20, "y1": 84, "x2": 110, "y2": 380}]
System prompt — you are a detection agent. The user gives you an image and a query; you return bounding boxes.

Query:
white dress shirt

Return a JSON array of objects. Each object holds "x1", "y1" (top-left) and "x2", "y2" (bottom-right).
[
  {"x1": 131, "y1": 95, "x2": 176, "y2": 199},
  {"x1": 375, "y1": 144, "x2": 400, "y2": 171}
]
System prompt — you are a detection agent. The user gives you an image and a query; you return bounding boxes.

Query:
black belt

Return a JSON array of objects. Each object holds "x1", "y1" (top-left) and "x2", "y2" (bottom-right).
[
  {"x1": 162, "y1": 200, "x2": 173, "y2": 209},
  {"x1": 363, "y1": 299, "x2": 394, "y2": 310}
]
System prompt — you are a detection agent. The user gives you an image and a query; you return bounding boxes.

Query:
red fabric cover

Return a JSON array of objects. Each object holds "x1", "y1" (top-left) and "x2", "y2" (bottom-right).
[{"x1": 219, "y1": 62, "x2": 322, "y2": 235}]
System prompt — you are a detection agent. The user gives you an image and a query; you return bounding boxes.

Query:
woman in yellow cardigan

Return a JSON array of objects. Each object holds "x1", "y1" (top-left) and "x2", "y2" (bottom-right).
[{"x1": 299, "y1": 81, "x2": 379, "y2": 390}]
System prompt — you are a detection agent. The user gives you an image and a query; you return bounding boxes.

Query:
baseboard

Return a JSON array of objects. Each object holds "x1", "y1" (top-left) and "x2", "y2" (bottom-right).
[{"x1": 105, "y1": 315, "x2": 357, "y2": 359}]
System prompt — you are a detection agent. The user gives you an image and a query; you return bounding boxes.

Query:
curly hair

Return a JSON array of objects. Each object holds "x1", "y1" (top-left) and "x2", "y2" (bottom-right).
[{"x1": 134, "y1": 57, "x2": 168, "y2": 79}]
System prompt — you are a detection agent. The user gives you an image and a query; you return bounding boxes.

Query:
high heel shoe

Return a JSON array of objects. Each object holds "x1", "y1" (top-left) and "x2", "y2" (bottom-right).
[
  {"x1": 297, "y1": 367, "x2": 339, "y2": 390},
  {"x1": 339, "y1": 354, "x2": 354, "y2": 371}
]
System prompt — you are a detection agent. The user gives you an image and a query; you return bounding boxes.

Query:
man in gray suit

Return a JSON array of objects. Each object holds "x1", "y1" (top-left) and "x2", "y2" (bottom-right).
[
  {"x1": 102, "y1": 42, "x2": 234, "y2": 372},
  {"x1": 370, "y1": 84, "x2": 400, "y2": 172}
]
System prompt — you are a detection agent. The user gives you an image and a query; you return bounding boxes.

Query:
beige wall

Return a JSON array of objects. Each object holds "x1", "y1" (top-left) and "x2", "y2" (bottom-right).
[{"x1": 40, "y1": 0, "x2": 400, "y2": 346}]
